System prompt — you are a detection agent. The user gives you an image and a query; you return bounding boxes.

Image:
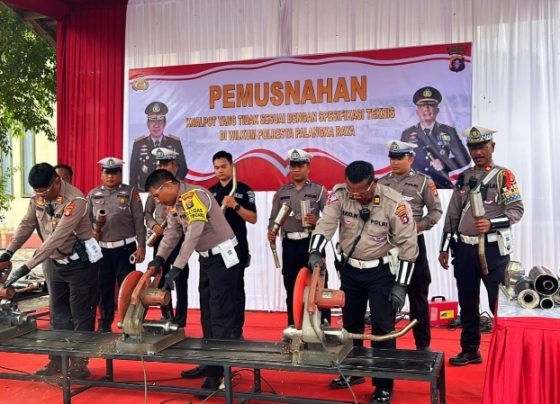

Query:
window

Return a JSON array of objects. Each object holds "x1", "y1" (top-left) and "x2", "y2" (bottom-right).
[
  {"x1": 21, "y1": 130, "x2": 36, "y2": 197},
  {"x1": 1, "y1": 143, "x2": 13, "y2": 196}
]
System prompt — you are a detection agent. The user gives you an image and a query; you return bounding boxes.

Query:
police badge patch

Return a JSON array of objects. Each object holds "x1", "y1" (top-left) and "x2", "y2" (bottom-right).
[{"x1": 395, "y1": 203, "x2": 410, "y2": 224}]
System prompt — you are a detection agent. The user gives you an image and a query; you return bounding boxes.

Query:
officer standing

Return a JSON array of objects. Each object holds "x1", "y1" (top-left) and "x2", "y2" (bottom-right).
[
  {"x1": 2, "y1": 163, "x2": 100, "y2": 378},
  {"x1": 309, "y1": 161, "x2": 418, "y2": 403},
  {"x1": 144, "y1": 147, "x2": 188, "y2": 328},
  {"x1": 145, "y1": 169, "x2": 240, "y2": 392},
  {"x1": 378, "y1": 140, "x2": 442, "y2": 351},
  {"x1": 129, "y1": 101, "x2": 188, "y2": 191},
  {"x1": 401, "y1": 86, "x2": 471, "y2": 188},
  {"x1": 267, "y1": 149, "x2": 328, "y2": 328},
  {"x1": 87, "y1": 157, "x2": 146, "y2": 332},
  {"x1": 438, "y1": 126, "x2": 523, "y2": 366}
]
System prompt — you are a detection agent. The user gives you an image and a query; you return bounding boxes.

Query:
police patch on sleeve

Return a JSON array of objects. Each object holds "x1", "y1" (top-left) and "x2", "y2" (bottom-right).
[
  {"x1": 395, "y1": 202, "x2": 410, "y2": 224},
  {"x1": 180, "y1": 190, "x2": 208, "y2": 224},
  {"x1": 64, "y1": 201, "x2": 76, "y2": 216},
  {"x1": 327, "y1": 191, "x2": 338, "y2": 205},
  {"x1": 499, "y1": 169, "x2": 522, "y2": 205},
  {"x1": 428, "y1": 182, "x2": 438, "y2": 197}
]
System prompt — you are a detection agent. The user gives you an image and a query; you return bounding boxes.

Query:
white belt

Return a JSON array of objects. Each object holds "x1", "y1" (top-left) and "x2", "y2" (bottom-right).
[
  {"x1": 460, "y1": 233, "x2": 498, "y2": 245},
  {"x1": 199, "y1": 237, "x2": 238, "y2": 258},
  {"x1": 99, "y1": 236, "x2": 136, "y2": 249},
  {"x1": 55, "y1": 252, "x2": 80, "y2": 265},
  {"x1": 345, "y1": 255, "x2": 390, "y2": 270},
  {"x1": 285, "y1": 232, "x2": 309, "y2": 240}
]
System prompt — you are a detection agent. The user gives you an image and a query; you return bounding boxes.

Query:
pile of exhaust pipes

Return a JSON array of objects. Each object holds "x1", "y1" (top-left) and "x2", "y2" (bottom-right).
[{"x1": 503, "y1": 262, "x2": 560, "y2": 310}]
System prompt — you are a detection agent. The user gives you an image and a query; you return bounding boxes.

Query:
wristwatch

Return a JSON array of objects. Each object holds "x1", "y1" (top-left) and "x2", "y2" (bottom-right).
[{"x1": 234, "y1": 204, "x2": 241, "y2": 212}]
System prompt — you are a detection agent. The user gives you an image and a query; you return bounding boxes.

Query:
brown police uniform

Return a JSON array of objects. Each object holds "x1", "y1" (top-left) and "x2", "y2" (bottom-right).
[
  {"x1": 310, "y1": 183, "x2": 418, "y2": 392},
  {"x1": 87, "y1": 183, "x2": 146, "y2": 331},
  {"x1": 268, "y1": 180, "x2": 327, "y2": 326},
  {"x1": 378, "y1": 169, "x2": 442, "y2": 349},
  {"x1": 8, "y1": 181, "x2": 99, "y2": 332},
  {"x1": 440, "y1": 163, "x2": 523, "y2": 355},
  {"x1": 157, "y1": 182, "x2": 240, "y2": 379},
  {"x1": 144, "y1": 195, "x2": 188, "y2": 327}
]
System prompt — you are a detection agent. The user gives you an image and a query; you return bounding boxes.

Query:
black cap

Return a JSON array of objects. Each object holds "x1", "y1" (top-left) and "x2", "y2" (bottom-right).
[
  {"x1": 145, "y1": 101, "x2": 168, "y2": 120},
  {"x1": 413, "y1": 87, "x2": 442, "y2": 106}
]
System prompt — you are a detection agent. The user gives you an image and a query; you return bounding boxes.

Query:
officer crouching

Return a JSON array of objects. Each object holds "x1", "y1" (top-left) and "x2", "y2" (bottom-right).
[
  {"x1": 2, "y1": 163, "x2": 101, "y2": 378},
  {"x1": 145, "y1": 169, "x2": 240, "y2": 392},
  {"x1": 309, "y1": 161, "x2": 418, "y2": 403}
]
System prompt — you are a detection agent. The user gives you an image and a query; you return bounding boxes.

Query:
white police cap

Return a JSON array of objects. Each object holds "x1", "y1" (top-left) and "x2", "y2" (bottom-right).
[
  {"x1": 287, "y1": 148, "x2": 313, "y2": 163},
  {"x1": 98, "y1": 157, "x2": 124, "y2": 170},
  {"x1": 462, "y1": 126, "x2": 496, "y2": 145},
  {"x1": 151, "y1": 147, "x2": 179, "y2": 161},
  {"x1": 385, "y1": 140, "x2": 418, "y2": 157}
]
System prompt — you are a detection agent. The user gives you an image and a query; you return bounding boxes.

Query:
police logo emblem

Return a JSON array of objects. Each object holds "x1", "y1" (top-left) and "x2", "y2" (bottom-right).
[
  {"x1": 153, "y1": 104, "x2": 161, "y2": 113},
  {"x1": 132, "y1": 78, "x2": 149, "y2": 91},
  {"x1": 156, "y1": 149, "x2": 164, "y2": 159},
  {"x1": 390, "y1": 142, "x2": 399, "y2": 152},
  {"x1": 108, "y1": 158, "x2": 114, "y2": 167},
  {"x1": 423, "y1": 88, "x2": 432, "y2": 97},
  {"x1": 470, "y1": 127, "x2": 481, "y2": 140},
  {"x1": 291, "y1": 151, "x2": 300, "y2": 160}
]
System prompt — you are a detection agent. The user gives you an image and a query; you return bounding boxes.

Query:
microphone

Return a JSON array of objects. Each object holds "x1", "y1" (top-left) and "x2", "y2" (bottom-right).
[
  {"x1": 45, "y1": 204, "x2": 55, "y2": 216},
  {"x1": 359, "y1": 208, "x2": 371, "y2": 222}
]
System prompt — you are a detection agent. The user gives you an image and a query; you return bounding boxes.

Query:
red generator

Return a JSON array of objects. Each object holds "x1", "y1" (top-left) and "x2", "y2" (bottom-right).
[{"x1": 429, "y1": 296, "x2": 458, "y2": 326}]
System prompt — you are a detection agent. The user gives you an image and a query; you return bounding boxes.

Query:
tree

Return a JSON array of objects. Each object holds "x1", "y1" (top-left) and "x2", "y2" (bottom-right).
[{"x1": 0, "y1": 3, "x2": 56, "y2": 220}]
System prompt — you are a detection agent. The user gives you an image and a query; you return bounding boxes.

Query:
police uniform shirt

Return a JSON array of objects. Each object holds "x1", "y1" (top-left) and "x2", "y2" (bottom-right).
[
  {"x1": 209, "y1": 180, "x2": 256, "y2": 259},
  {"x1": 87, "y1": 183, "x2": 147, "y2": 248},
  {"x1": 313, "y1": 183, "x2": 418, "y2": 262},
  {"x1": 144, "y1": 194, "x2": 168, "y2": 230},
  {"x1": 401, "y1": 122, "x2": 471, "y2": 187},
  {"x1": 129, "y1": 134, "x2": 188, "y2": 191},
  {"x1": 268, "y1": 180, "x2": 326, "y2": 234},
  {"x1": 378, "y1": 170, "x2": 442, "y2": 231},
  {"x1": 8, "y1": 181, "x2": 93, "y2": 269},
  {"x1": 157, "y1": 182, "x2": 236, "y2": 270},
  {"x1": 442, "y1": 164, "x2": 524, "y2": 236}
]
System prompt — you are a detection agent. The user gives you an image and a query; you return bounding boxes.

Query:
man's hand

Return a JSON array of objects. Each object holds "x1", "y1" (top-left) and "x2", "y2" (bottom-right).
[
  {"x1": 304, "y1": 213, "x2": 319, "y2": 226},
  {"x1": 5, "y1": 264, "x2": 31, "y2": 287},
  {"x1": 0, "y1": 251, "x2": 12, "y2": 262},
  {"x1": 474, "y1": 218, "x2": 491, "y2": 234},
  {"x1": 438, "y1": 251, "x2": 449, "y2": 270},
  {"x1": 148, "y1": 256, "x2": 164, "y2": 271},
  {"x1": 389, "y1": 283, "x2": 407, "y2": 312},
  {"x1": 267, "y1": 230, "x2": 277, "y2": 243},
  {"x1": 152, "y1": 224, "x2": 164, "y2": 236},
  {"x1": 222, "y1": 195, "x2": 237, "y2": 209},
  {"x1": 162, "y1": 266, "x2": 182, "y2": 291},
  {"x1": 307, "y1": 251, "x2": 323, "y2": 270},
  {"x1": 134, "y1": 247, "x2": 146, "y2": 264}
]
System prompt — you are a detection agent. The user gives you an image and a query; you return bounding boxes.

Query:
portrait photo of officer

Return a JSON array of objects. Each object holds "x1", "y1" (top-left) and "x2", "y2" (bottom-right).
[
  {"x1": 129, "y1": 101, "x2": 188, "y2": 191},
  {"x1": 401, "y1": 86, "x2": 471, "y2": 188}
]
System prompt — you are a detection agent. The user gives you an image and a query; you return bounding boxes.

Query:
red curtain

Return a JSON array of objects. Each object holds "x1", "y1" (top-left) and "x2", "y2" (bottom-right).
[{"x1": 57, "y1": 0, "x2": 128, "y2": 193}]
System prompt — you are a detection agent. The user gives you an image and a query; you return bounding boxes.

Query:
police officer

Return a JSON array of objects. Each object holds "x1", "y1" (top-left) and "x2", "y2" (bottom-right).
[
  {"x1": 181, "y1": 150, "x2": 257, "y2": 380},
  {"x1": 267, "y1": 149, "x2": 328, "y2": 328},
  {"x1": 438, "y1": 126, "x2": 523, "y2": 366},
  {"x1": 309, "y1": 161, "x2": 418, "y2": 403},
  {"x1": 54, "y1": 164, "x2": 73, "y2": 184},
  {"x1": 144, "y1": 147, "x2": 188, "y2": 328},
  {"x1": 2, "y1": 163, "x2": 100, "y2": 378},
  {"x1": 145, "y1": 169, "x2": 240, "y2": 392},
  {"x1": 129, "y1": 101, "x2": 188, "y2": 191},
  {"x1": 378, "y1": 140, "x2": 442, "y2": 351},
  {"x1": 401, "y1": 86, "x2": 471, "y2": 188},
  {"x1": 87, "y1": 157, "x2": 146, "y2": 332}
]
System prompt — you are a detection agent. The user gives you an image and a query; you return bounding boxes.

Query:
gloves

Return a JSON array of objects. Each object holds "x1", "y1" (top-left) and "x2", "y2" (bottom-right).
[
  {"x1": 0, "y1": 251, "x2": 13, "y2": 262},
  {"x1": 389, "y1": 283, "x2": 407, "y2": 312},
  {"x1": 148, "y1": 256, "x2": 164, "y2": 271},
  {"x1": 162, "y1": 266, "x2": 182, "y2": 291},
  {"x1": 5, "y1": 264, "x2": 31, "y2": 287},
  {"x1": 307, "y1": 251, "x2": 323, "y2": 270}
]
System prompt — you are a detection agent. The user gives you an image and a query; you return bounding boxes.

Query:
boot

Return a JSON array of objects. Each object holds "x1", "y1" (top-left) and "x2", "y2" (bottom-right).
[
  {"x1": 35, "y1": 358, "x2": 62, "y2": 376},
  {"x1": 68, "y1": 357, "x2": 91, "y2": 379}
]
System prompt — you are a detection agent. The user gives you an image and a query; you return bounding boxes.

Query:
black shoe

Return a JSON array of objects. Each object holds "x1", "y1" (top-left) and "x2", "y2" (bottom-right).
[
  {"x1": 330, "y1": 375, "x2": 365, "y2": 389},
  {"x1": 416, "y1": 346, "x2": 432, "y2": 352},
  {"x1": 180, "y1": 365, "x2": 207, "y2": 379},
  {"x1": 370, "y1": 388, "x2": 392, "y2": 403},
  {"x1": 201, "y1": 376, "x2": 221, "y2": 390},
  {"x1": 68, "y1": 358, "x2": 91, "y2": 379},
  {"x1": 449, "y1": 351, "x2": 483, "y2": 366},
  {"x1": 35, "y1": 360, "x2": 62, "y2": 376}
]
